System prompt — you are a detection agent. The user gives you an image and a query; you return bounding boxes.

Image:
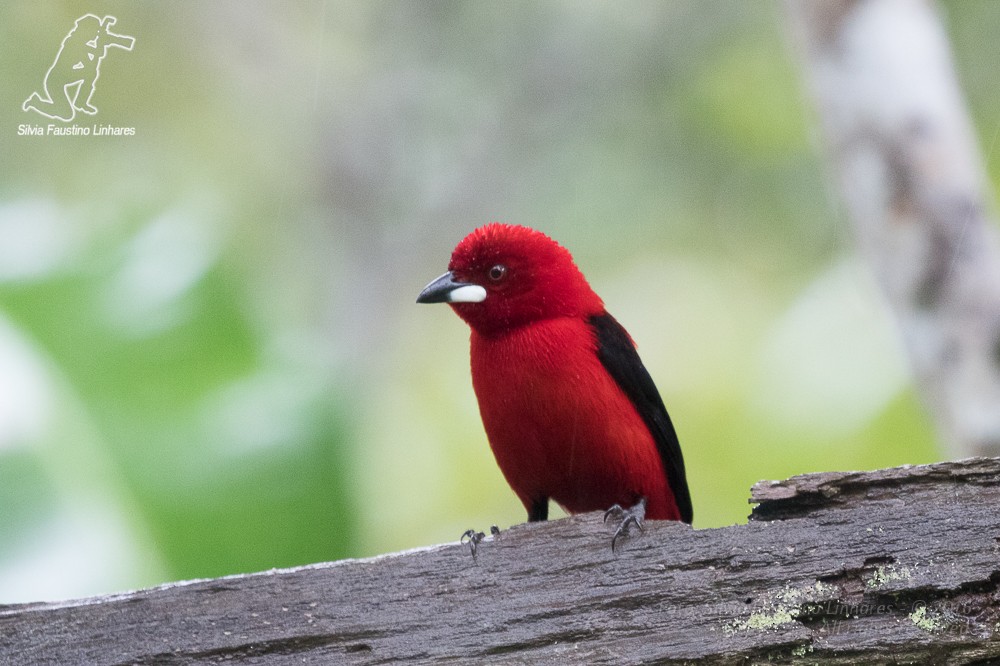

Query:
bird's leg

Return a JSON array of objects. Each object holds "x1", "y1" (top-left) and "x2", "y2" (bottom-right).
[
  {"x1": 603, "y1": 497, "x2": 647, "y2": 552},
  {"x1": 528, "y1": 497, "x2": 549, "y2": 522}
]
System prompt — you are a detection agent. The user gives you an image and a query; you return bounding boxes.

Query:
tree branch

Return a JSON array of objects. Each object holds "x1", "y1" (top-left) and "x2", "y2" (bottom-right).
[{"x1": 3, "y1": 458, "x2": 1000, "y2": 664}]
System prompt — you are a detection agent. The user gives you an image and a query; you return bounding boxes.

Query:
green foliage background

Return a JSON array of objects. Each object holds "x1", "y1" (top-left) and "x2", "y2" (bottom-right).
[{"x1": 0, "y1": 0, "x2": 993, "y2": 602}]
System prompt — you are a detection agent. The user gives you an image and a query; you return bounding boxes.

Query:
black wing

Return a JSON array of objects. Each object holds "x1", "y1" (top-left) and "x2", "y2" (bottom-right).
[{"x1": 589, "y1": 313, "x2": 693, "y2": 524}]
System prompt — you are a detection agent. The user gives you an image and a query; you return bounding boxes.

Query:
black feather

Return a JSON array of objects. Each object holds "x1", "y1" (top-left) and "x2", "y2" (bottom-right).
[{"x1": 588, "y1": 313, "x2": 693, "y2": 524}]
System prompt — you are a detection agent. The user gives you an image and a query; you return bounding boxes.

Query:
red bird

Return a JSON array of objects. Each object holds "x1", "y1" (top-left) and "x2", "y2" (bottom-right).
[{"x1": 417, "y1": 223, "x2": 692, "y2": 531}]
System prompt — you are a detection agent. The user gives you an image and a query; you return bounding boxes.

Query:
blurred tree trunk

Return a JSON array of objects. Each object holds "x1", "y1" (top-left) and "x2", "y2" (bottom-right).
[{"x1": 785, "y1": 0, "x2": 1000, "y2": 457}]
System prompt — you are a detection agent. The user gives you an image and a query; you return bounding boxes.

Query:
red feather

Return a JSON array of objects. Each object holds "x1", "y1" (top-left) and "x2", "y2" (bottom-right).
[{"x1": 471, "y1": 316, "x2": 682, "y2": 520}]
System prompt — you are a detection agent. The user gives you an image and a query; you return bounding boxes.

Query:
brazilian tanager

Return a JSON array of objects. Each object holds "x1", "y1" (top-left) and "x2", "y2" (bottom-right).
[{"x1": 417, "y1": 223, "x2": 692, "y2": 526}]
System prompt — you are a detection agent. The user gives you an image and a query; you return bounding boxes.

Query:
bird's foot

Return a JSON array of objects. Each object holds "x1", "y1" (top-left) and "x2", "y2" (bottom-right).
[
  {"x1": 603, "y1": 497, "x2": 647, "y2": 553},
  {"x1": 460, "y1": 525, "x2": 500, "y2": 559},
  {"x1": 461, "y1": 529, "x2": 485, "y2": 559}
]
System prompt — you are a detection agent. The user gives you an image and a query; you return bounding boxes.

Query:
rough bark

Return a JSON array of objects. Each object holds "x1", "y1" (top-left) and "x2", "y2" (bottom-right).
[
  {"x1": 785, "y1": 0, "x2": 1000, "y2": 457},
  {"x1": 2, "y1": 457, "x2": 1000, "y2": 664}
]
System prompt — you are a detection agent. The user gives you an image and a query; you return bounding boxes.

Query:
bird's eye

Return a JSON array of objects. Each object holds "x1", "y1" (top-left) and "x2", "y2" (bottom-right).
[{"x1": 487, "y1": 264, "x2": 507, "y2": 282}]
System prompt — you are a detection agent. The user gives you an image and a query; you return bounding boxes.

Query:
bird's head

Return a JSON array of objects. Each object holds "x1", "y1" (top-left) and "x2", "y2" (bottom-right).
[{"x1": 417, "y1": 223, "x2": 603, "y2": 336}]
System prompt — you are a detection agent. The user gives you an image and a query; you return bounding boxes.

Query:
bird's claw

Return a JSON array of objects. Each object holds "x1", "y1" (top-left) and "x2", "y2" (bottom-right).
[
  {"x1": 461, "y1": 528, "x2": 485, "y2": 559},
  {"x1": 460, "y1": 525, "x2": 500, "y2": 559},
  {"x1": 603, "y1": 497, "x2": 647, "y2": 553}
]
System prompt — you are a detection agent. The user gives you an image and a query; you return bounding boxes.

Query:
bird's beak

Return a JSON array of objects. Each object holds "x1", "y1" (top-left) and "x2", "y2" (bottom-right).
[{"x1": 416, "y1": 271, "x2": 487, "y2": 304}]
